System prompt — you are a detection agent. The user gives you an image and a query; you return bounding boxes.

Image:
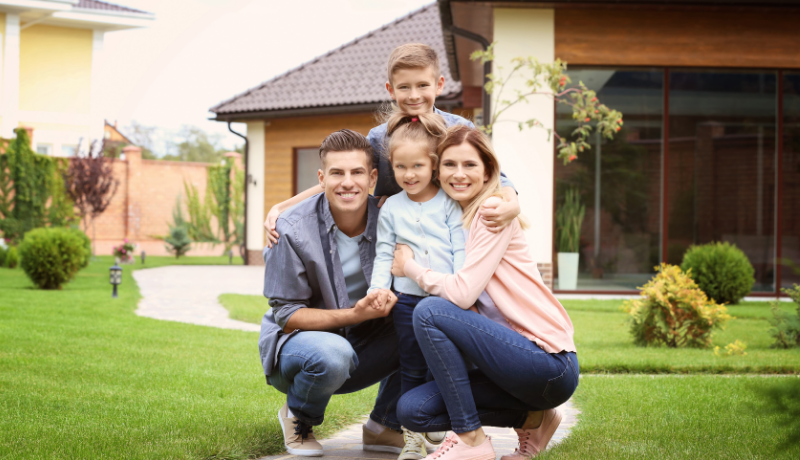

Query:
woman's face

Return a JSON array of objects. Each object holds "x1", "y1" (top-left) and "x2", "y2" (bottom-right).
[{"x1": 438, "y1": 141, "x2": 489, "y2": 207}]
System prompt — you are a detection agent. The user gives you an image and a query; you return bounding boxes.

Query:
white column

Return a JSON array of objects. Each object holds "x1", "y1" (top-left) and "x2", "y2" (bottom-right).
[
  {"x1": 2, "y1": 13, "x2": 20, "y2": 138},
  {"x1": 89, "y1": 29, "x2": 105, "y2": 144},
  {"x1": 245, "y1": 120, "x2": 266, "y2": 252},
  {"x1": 492, "y1": 8, "x2": 555, "y2": 264}
]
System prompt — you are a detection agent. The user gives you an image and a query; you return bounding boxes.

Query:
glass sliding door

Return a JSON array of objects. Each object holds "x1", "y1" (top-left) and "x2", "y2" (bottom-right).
[
  {"x1": 667, "y1": 70, "x2": 777, "y2": 292},
  {"x1": 783, "y1": 73, "x2": 800, "y2": 289},
  {"x1": 555, "y1": 69, "x2": 663, "y2": 290}
]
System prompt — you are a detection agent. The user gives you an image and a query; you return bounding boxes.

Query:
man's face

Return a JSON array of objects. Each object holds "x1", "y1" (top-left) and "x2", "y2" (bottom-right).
[
  {"x1": 318, "y1": 150, "x2": 377, "y2": 217},
  {"x1": 386, "y1": 66, "x2": 445, "y2": 116}
]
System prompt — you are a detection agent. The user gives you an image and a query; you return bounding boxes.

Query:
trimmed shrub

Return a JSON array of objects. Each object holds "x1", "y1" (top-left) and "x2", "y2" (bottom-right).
[
  {"x1": 681, "y1": 242, "x2": 755, "y2": 304},
  {"x1": 768, "y1": 285, "x2": 800, "y2": 349},
  {"x1": 165, "y1": 226, "x2": 191, "y2": 259},
  {"x1": 623, "y1": 264, "x2": 731, "y2": 348},
  {"x1": 5, "y1": 246, "x2": 19, "y2": 269},
  {"x1": 19, "y1": 227, "x2": 86, "y2": 289},
  {"x1": 66, "y1": 227, "x2": 92, "y2": 268},
  {"x1": 0, "y1": 245, "x2": 6, "y2": 267}
]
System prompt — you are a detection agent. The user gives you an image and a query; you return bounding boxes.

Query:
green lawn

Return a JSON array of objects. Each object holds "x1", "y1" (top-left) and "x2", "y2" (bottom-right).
[
  {"x1": 562, "y1": 299, "x2": 800, "y2": 374},
  {"x1": 541, "y1": 375, "x2": 800, "y2": 460},
  {"x1": 219, "y1": 293, "x2": 269, "y2": 325},
  {"x1": 0, "y1": 258, "x2": 376, "y2": 460}
]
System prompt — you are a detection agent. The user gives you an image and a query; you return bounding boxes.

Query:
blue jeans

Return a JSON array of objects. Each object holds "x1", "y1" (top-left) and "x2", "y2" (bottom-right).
[
  {"x1": 397, "y1": 296, "x2": 579, "y2": 433},
  {"x1": 392, "y1": 292, "x2": 428, "y2": 396},
  {"x1": 268, "y1": 318, "x2": 402, "y2": 429}
]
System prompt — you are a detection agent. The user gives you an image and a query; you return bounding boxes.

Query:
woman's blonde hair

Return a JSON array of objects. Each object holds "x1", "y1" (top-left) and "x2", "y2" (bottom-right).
[
  {"x1": 437, "y1": 125, "x2": 528, "y2": 230},
  {"x1": 383, "y1": 108, "x2": 447, "y2": 180}
]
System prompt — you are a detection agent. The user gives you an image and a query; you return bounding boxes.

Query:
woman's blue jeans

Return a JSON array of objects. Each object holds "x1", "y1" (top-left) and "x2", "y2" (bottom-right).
[{"x1": 397, "y1": 296, "x2": 579, "y2": 433}]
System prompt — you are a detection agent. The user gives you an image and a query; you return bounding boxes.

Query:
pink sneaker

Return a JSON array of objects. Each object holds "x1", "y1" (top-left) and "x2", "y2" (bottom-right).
[
  {"x1": 500, "y1": 409, "x2": 563, "y2": 460},
  {"x1": 424, "y1": 433, "x2": 495, "y2": 460}
]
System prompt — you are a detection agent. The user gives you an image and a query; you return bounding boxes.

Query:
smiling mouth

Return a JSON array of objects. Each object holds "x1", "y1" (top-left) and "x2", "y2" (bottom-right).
[
  {"x1": 405, "y1": 181, "x2": 419, "y2": 186},
  {"x1": 450, "y1": 183, "x2": 470, "y2": 191},
  {"x1": 338, "y1": 192, "x2": 358, "y2": 199}
]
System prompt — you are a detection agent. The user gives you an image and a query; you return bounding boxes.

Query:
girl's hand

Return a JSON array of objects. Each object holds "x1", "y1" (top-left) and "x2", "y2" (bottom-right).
[
  {"x1": 264, "y1": 204, "x2": 283, "y2": 248},
  {"x1": 391, "y1": 244, "x2": 414, "y2": 277},
  {"x1": 480, "y1": 189, "x2": 520, "y2": 233}
]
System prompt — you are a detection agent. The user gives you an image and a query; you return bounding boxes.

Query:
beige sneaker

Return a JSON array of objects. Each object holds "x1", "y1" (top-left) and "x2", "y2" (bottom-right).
[
  {"x1": 424, "y1": 431, "x2": 448, "y2": 446},
  {"x1": 363, "y1": 423, "x2": 405, "y2": 454},
  {"x1": 399, "y1": 428, "x2": 427, "y2": 460},
  {"x1": 278, "y1": 403, "x2": 324, "y2": 456}
]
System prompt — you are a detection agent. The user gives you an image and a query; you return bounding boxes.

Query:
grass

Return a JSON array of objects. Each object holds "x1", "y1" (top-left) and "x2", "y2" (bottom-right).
[
  {"x1": 220, "y1": 295, "x2": 800, "y2": 374},
  {"x1": 0, "y1": 257, "x2": 376, "y2": 460},
  {"x1": 219, "y1": 294, "x2": 269, "y2": 324},
  {"x1": 541, "y1": 375, "x2": 800, "y2": 460}
]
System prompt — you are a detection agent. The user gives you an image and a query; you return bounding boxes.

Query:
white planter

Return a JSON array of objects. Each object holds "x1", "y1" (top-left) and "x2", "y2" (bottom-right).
[{"x1": 557, "y1": 252, "x2": 580, "y2": 290}]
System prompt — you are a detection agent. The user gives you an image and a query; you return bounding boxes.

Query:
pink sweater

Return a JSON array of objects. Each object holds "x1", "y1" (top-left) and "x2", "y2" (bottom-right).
[{"x1": 404, "y1": 198, "x2": 577, "y2": 354}]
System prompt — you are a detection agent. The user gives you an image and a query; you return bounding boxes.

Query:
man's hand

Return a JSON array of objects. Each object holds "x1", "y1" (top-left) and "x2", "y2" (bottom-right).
[
  {"x1": 264, "y1": 204, "x2": 282, "y2": 248},
  {"x1": 480, "y1": 188, "x2": 520, "y2": 233},
  {"x1": 391, "y1": 244, "x2": 414, "y2": 277},
  {"x1": 354, "y1": 289, "x2": 397, "y2": 321}
]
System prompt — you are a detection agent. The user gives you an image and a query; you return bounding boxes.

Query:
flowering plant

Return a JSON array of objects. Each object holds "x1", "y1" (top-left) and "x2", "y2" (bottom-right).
[{"x1": 113, "y1": 239, "x2": 136, "y2": 262}]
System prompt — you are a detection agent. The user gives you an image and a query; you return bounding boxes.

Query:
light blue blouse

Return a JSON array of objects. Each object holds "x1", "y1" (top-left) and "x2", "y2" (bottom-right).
[{"x1": 369, "y1": 187, "x2": 465, "y2": 297}]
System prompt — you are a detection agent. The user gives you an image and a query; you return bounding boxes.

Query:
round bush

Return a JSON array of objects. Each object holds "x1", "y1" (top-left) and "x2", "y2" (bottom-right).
[
  {"x1": 5, "y1": 246, "x2": 19, "y2": 269},
  {"x1": 681, "y1": 242, "x2": 755, "y2": 304},
  {"x1": 19, "y1": 227, "x2": 87, "y2": 289},
  {"x1": 66, "y1": 227, "x2": 92, "y2": 268}
]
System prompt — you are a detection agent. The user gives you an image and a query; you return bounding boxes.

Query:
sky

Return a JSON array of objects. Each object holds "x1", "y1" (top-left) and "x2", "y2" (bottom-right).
[{"x1": 99, "y1": 0, "x2": 432, "y2": 153}]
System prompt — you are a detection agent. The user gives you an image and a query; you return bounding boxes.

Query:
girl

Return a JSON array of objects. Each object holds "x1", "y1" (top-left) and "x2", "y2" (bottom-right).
[
  {"x1": 391, "y1": 125, "x2": 578, "y2": 460},
  {"x1": 368, "y1": 110, "x2": 465, "y2": 460}
]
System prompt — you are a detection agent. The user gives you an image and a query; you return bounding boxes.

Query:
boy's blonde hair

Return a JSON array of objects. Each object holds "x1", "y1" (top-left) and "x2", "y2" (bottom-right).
[
  {"x1": 385, "y1": 109, "x2": 447, "y2": 180},
  {"x1": 437, "y1": 125, "x2": 529, "y2": 230},
  {"x1": 386, "y1": 43, "x2": 441, "y2": 84}
]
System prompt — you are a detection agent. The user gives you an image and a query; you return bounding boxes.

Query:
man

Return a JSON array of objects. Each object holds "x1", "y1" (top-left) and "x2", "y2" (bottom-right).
[{"x1": 260, "y1": 129, "x2": 404, "y2": 457}]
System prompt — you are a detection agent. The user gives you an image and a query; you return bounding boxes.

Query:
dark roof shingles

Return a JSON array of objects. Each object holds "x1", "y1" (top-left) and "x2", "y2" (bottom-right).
[
  {"x1": 76, "y1": 0, "x2": 151, "y2": 15},
  {"x1": 211, "y1": 4, "x2": 461, "y2": 115}
]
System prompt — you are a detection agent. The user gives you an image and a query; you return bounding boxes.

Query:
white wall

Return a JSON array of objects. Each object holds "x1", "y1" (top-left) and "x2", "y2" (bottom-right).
[
  {"x1": 245, "y1": 120, "x2": 266, "y2": 251},
  {"x1": 1, "y1": 13, "x2": 20, "y2": 138},
  {"x1": 492, "y1": 8, "x2": 555, "y2": 264}
]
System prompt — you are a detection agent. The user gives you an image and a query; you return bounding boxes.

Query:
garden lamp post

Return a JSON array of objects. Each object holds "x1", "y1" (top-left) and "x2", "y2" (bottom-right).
[
  {"x1": 110, "y1": 263, "x2": 122, "y2": 298},
  {"x1": 141, "y1": 250, "x2": 146, "y2": 264}
]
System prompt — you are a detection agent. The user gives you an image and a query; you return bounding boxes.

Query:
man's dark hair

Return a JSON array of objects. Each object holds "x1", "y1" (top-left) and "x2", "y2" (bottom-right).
[{"x1": 319, "y1": 129, "x2": 373, "y2": 167}]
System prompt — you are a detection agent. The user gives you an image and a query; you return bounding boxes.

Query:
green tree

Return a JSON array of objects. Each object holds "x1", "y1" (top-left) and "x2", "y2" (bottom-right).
[{"x1": 164, "y1": 126, "x2": 226, "y2": 163}]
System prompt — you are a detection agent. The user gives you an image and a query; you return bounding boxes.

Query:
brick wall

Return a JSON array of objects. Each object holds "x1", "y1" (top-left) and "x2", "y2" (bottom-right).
[{"x1": 91, "y1": 146, "x2": 234, "y2": 257}]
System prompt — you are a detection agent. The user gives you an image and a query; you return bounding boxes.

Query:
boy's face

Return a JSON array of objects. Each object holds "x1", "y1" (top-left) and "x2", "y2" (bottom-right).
[{"x1": 386, "y1": 66, "x2": 445, "y2": 116}]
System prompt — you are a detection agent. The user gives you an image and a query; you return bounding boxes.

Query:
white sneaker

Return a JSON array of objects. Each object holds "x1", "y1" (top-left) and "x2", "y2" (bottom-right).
[
  {"x1": 424, "y1": 431, "x2": 448, "y2": 446},
  {"x1": 399, "y1": 428, "x2": 427, "y2": 460}
]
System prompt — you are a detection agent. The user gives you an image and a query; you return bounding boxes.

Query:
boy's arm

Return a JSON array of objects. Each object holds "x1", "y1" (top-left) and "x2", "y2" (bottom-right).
[
  {"x1": 368, "y1": 204, "x2": 396, "y2": 293},
  {"x1": 264, "y1": 184, "x2": 323, "y2": 248},
  {"x1": 480, "y1": 186, "x2": 521, "y2": 233},
  {"x1": 446, "y1": 198, "x2": 466, "y2": 271}
]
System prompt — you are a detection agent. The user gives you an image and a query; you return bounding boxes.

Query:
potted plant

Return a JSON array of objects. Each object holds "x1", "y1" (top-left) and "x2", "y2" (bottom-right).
[{"x1": 555, "y1": 188, "x2": 585, "y2": 290}]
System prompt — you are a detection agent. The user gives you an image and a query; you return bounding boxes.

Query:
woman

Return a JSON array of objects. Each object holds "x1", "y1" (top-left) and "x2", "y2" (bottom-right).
[{"x1": 390, "y1": 125, "x2": 578, "y2": 460}]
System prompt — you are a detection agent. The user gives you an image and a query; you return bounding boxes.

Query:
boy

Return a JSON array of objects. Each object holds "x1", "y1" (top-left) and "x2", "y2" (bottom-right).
[{"x1": 263, "y1": 43, "x2": 520, "y2": 247}]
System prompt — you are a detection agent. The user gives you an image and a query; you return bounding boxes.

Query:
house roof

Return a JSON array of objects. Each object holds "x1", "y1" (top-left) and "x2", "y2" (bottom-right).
[
  {"x1": 76, "y1": 0, "x2": 151, "y2": 16},
  {"x1": 211, "y1": 3, "x2": 462, "y2": 119}
]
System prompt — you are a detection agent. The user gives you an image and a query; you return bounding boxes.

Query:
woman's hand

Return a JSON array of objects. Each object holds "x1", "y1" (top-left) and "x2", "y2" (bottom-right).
[
  {"x1": 391, "y1": 244, "x2": 414, "y2": 277},
  {"x1": 480, "y1": 188, "x2": 520, "y2": 233}
]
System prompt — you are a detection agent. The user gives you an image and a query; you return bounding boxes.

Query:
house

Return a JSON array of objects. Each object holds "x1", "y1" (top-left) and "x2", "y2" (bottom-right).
[
  {"x1": 1, "y1": 0, "x2": 153, "y2": 156},
  {"x1": 210, "y1": 4, "x2": 477, "y2": 267},
  {"x1": 212, "y1": 0, "x2": 800, "y2": 297}
]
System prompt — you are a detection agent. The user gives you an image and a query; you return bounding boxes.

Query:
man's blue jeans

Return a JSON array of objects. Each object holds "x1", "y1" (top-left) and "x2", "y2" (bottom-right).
[
  {"x1": 267, "y1": 318, "x2": 401, "y2": 429},
  {"x1": 397, "y1": 296, "x2": 579, "y2": 434}
]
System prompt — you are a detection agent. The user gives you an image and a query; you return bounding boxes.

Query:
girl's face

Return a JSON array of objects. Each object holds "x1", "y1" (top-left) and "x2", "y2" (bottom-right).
[
  {"x1": 439, "y1": 141, "x2": 488, "y2": 207},
  {"x1": 392, "y1": 141, "x2": 439, "y2": 202}
]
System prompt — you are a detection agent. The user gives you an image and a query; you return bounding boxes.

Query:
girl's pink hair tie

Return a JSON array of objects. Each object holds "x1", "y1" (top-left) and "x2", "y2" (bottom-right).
[{"x1": 411, "y1": 117, "x2": 418, "y2": 122}]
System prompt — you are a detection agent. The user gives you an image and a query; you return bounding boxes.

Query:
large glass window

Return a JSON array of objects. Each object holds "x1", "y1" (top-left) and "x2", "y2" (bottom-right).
[
  {"x1": 783, "y1": 73, "x2": 800, "y2": 289},
  {"x1": 667, "y1": 70, "x2": 777, "y2": 292},
  {"x1": 555, "y1": 69, "x2": 663, "y2": 290},
  {"x1": 295, "y1": 148, "x2": 321, "y2": 194}
]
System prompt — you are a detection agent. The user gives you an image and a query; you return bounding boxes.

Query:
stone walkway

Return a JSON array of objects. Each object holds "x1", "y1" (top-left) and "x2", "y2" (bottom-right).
[
  {"x1": 133, "y1": 265, "x2": 580, "y2": 459},
  {"x1": 133, "y1": 265, "x2": 263, "y2": 332}
]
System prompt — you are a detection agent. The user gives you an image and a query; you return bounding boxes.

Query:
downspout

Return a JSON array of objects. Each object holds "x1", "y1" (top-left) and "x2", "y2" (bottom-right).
[
  {"x1": 228, "y1": 122, "x2": 249, "y2": 265},
  {"x1": 438, "y1": 0, "x2": 492, "y2": 127}
]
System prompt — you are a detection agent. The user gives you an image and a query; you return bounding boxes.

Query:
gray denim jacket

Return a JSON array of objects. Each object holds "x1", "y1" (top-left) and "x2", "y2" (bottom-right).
[{"x1": 259, "y1": 193, "x2": 379, "y2": 377}]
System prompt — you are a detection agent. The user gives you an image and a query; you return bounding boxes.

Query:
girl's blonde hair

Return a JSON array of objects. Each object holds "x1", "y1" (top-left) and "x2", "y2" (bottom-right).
[
  {"x1": 384, "y1": 108, "x2": 447, "y2": 179},
  {"x1": 436, "y1": 125, "x2": 529, "y2": 230}
]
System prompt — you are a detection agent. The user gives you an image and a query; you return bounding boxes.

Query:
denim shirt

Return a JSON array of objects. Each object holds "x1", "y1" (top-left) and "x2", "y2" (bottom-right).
[
  {"x1": 259, "y1": 193, "x2": 379, "y2": 377},
  {"x1": 368, "y1": 107, "x2": 515, "y2": 197}
]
